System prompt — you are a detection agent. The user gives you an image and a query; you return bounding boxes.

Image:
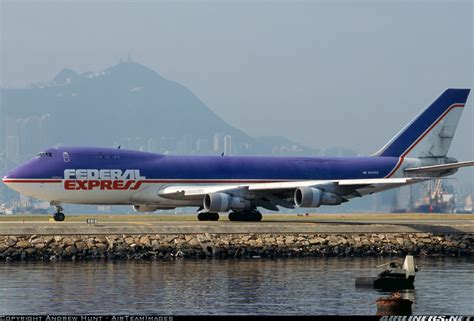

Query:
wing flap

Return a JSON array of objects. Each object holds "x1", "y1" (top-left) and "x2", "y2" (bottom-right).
[
  {"x1": 157, "y1": 177, "x2": 427, "y2": 200},
  {"x1": 158, "y1": 184, "x2": 242, "y2": 199}
]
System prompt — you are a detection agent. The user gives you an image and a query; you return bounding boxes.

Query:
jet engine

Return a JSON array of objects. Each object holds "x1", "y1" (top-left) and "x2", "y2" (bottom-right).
[
  {"x1": 294, "y1": 187, "x2": 342, "y2": 207},
  {"x1": 203, "y1": 193, "x2": 251, "y2": 212}
]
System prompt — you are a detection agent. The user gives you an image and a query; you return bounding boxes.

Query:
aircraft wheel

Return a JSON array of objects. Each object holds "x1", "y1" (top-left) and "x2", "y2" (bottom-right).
[
  {"x1": 53, "y1": 212, "x2": 65, "y2": 222},
  {"x1": 228, "y1": 212, "x2": 241, "y2": 221},
  {"x1": 197, "y1": 212, "x2": 209, "y2": 221},
  {"x1": 208, "y1": 213, "x2": 220, "y2": 221},
  {"x1": 252, "y1": 212, "x2": 263, "y2": 222},
  {"x1": 198, "y1": 212, "x2": 219, "y2": 221},
  {"x1": 228, "y1": 211, "x2": 262, "y2": 222}
]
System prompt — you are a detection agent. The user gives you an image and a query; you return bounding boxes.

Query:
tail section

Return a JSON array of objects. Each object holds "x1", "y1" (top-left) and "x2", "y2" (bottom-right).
[{"x1": 374, "y1": 88, "x2": 470, "y2": 159}]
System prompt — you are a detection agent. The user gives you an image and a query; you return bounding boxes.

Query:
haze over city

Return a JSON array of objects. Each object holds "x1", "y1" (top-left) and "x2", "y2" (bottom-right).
[{"x1": 2, "y1": 1, "x2": 472, "y2": 151}]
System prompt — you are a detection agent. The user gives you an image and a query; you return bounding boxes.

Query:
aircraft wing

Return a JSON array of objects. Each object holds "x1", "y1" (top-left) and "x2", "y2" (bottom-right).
[
  {"x1": 404, "y1": 161, "x2": 474, "y2": 174},
  {"x1": 157, "y1": 177, "x2": 428, "y2": 206},
  {"x1": 246, "y1": 177, "x2": 424, "y2": 191}
]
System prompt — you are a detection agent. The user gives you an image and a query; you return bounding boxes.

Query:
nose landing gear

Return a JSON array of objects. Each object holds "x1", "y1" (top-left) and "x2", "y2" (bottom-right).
[{"x1": 51, "y1": 202, "x2": 65, "y2": 222}]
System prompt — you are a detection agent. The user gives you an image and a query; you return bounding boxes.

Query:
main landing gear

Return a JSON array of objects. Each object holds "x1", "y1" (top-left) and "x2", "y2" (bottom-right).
[
  {"x1": 197, "y1": 212, "x2": 220, "y2": 221},
  {"x1": 51, "y1": 202, "x2": 65, "y2": 222},
  {"x1": 228, "y1": 210, "x2": 263, "y2": 222},
  {"x1": 196, "y1": 209, "x2": 263, "y2": 222}
]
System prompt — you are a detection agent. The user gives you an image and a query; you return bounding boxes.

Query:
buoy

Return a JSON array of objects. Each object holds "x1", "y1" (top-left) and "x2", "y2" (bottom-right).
[{"x1": 376, "y1": 292, "x2": 412, "y2": 315}]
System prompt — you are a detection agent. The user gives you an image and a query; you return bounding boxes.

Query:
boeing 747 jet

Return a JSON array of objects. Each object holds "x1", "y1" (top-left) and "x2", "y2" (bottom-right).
[{"x1": 3, "y1": 89, "x2": 473, "y2": 221}]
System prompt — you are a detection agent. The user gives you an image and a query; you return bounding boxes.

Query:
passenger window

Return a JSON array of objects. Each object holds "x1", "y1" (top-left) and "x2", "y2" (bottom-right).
[{"x1": 63, "y1": 152, "x2": 70, "y2": 163}]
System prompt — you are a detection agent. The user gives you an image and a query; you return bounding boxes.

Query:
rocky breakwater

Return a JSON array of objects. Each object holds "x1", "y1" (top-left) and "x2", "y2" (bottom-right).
[{"x1": 0, "y1": 233, "x2": 472, "y2": 261}]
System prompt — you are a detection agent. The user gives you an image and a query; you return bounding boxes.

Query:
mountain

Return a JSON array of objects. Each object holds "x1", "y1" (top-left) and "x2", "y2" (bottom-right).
[
  {"x1": 1, "y1": 62, "x2": 356, "y2": 160},
  {"x1": 2, "y1": 62, "x2": 252, "y2": 148}
]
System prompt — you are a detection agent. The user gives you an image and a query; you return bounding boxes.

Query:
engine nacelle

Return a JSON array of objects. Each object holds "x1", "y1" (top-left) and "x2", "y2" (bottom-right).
[
  {"x1": 133, "y1": 205, "x2": 161, "y2": 212},
  {"x1": 203, "y1": 193, "x2": 251, "y2": 212},
  {"x1": 294, "y1": 187, "x2": 342, "y2": 208}
]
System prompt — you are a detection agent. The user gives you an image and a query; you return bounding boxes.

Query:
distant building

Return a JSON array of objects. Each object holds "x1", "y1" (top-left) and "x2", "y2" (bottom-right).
[
  {"x1": 147, "y1": 138, "x2": 157, "y2": 153},
  {"x1": 196, "y1": 138, "x2": 211, "y2": 154},
  {"x1": 213, "y1": 132, "x2": 221, "y2": 153},
  {"x1": 6, "y1": 136, "x2": 20, "y2": 164},
  {"x1": 127, "y1": 137, "x2": 142, "y2": 151},
  {"x1": 224, "y1": 135, "x2": 232, "y2": 155},
  {"x1": 159, "y1": 136, "x2": 177, "y2": 153}
]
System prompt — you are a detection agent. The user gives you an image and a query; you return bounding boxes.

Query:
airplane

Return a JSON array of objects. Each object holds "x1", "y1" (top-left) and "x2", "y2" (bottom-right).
[{"x1": 2, "y1": 88, "x2": 473, "y2": 222}]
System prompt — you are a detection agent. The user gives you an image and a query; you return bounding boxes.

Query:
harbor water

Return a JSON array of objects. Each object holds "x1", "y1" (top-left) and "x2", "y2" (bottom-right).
[{"x1": 0, "y1": 257, "x2": 472, "y2": 315}]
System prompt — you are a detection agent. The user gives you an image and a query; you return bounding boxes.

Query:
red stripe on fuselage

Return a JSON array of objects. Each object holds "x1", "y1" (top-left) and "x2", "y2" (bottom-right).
[
  {"x1": 2, "y1": 179, "x2": 62, "y2": 183},
  {"x1": 3, "y1": 179, "x2": 284, "y2": 184}
]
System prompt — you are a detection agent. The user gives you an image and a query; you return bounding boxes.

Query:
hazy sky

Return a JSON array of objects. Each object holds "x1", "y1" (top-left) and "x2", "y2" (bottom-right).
[{"x1": 1, "y1": 1, "x2": 472, "y2": 159}]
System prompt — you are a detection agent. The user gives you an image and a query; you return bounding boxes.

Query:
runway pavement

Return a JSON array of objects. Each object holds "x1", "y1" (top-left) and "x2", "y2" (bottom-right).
[{"x1": 0, "y1": 213, "x2": 473, "y2": 235}]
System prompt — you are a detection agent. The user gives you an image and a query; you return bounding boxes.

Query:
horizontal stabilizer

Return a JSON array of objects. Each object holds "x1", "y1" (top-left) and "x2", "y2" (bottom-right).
[{"x1": 404, "y1": 161, "x2": 474, "y2": 173}]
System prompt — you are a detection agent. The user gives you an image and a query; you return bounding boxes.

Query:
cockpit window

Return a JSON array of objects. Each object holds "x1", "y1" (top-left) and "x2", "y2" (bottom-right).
[{"x1": 36, "y1": 152, "x2": 52, "y2": 158}]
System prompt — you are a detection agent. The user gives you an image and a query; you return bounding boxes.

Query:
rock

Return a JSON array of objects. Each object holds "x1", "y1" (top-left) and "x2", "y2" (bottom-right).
[
  {"x1": 16, "y1": 240, "x2": 30, "y2": 249},
  {"x1": 396, "y1": 238, "x2": 404, "y2": 246},
  {"x1": 309, "y1": 237, "x2": 326, "y2": 245},
  {"x1": 34, "y1": 243, "x2": 45, "y2": 250},
  {"x1": 94, "y1": 236, "x2": 107, "y2": 244},
  {"x1": 75, "y1": 241, "x2": 86, "y2": 251},
  {"x1": 4, "y1": 247, "x2": 16, "y2": 255},
  {"x1": 174, "y1": 239, "x2": 185, "y2": 245},
  {"x1": 264, "y1": 237, "x2": 276, "y2": 244},
  {"x1": 86, "y1": 238, "x2": 96, "y2": 249},
  {"x1": 218, "y1": 239, "x2": 229, "y2": 246},
  {"x1": 96, "y1": 243, "x2": 107, "y2": 253},
  {"x1": 418, "y1": 233, "x2": 431, "y2": 238},
  {"x1": 151, "y1": 240, "x2": 160, "y2": 249},
  {"x1": 337, "y1": 237, "x2": 348, "y2": 245},
  {"x1": 5, "y1": 239, "x2": 16, "y2": 247},
  {"x1": 124, "y1": 237, "x2": 135, "y2": 245},
  {"x1": 248, "y1": 240, "x2": 257, "y2": 247},
  {"x1": 64, "y1": 246, "x2": 77, "y2": 255},
  {"x1": 53, "y1": 236, "x2": 63, "y2": 243},
  {"x1": 139, "y1": 236, "x2": 151, "y2": 247},
  {"x1": 31, "y1": 237, "x2": 45, "y2": 244},
  {"x1": 24, "y1": 248, "x2": 36, "y2": 255},
  {"x1": 62, "y1": 237, "x2": 75, "y2": 246}
]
